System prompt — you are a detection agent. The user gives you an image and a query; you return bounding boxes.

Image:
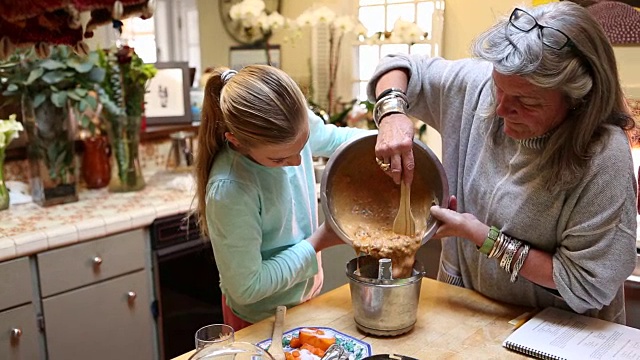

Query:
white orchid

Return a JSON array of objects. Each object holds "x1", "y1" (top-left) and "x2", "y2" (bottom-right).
[
  {"x1": 229, "y1": 0, "x2": 285, "y2": 35},
  {"x1": 391, "y1": 19, "x2": 427, "y2": 44},
  {"x1": 229, "y1": 0, "x2": 265, "y2": 25},
  {"x1": 294, "y1": 9, "x2": 318, "y2": 27},
  {"x1": 0, "y1": 114, "x2": 23, "y2": 150},
  {"x1": 314, "y1": 6, "x2": 337, "y2": 25},
  {"x1": 333, "y1": 16, "x2": 356, "y2": 34},
  {"x1": 265, "y1": 12, "x2": 285, "y2": 31}
]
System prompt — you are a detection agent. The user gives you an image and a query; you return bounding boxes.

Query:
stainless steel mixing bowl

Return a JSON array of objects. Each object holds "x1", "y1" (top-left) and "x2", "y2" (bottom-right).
[{"x1": 320, "y1": 134, "x2": 449, "y2": 246}]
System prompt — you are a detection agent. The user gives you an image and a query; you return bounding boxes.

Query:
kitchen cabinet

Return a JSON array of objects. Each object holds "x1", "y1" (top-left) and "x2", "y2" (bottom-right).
[
  {"x1": 0, "y1": 304, "x2": 40, "y2": 360},
  {"x1": 36, "y1": 228, "x2": 156, "y2": 360},
  {"x1": 0, "y1": 257, "x2": 41, "y2": 360}
]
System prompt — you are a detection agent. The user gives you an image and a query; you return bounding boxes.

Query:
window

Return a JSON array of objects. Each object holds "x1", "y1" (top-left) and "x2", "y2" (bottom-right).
[
  {"x1": 121, "y1": 17, "x2": 157, "y2": 63},
  {"x1": 355, "y1": 0, "x2": 445, "y2": 99},
  {"x1": 99, "y1": 0, "x2": 201, "y2": 86}
]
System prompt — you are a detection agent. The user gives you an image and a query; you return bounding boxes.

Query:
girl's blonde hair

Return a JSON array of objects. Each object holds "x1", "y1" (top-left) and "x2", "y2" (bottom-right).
[{"x1": 193, "y1": 65, "x2": 308, "y2": 236}]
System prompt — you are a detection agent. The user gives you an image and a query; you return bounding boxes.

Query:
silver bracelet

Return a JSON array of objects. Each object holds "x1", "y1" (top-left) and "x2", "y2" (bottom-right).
[
  {"x1": 510, "y1": 244, "x2": 530, "y2": 283},
  {"x1": 500, "y1": 238, "x2": 522, "y2": 274},
  {"x1": 489, "y1": 232, "x2": 507, "y2": 259},
  {"x1": 373, "y1": 94, "x2": 408, "y2": 127},
  {"x1": 495, "y1": 233, "x2": 511, "y2": 259}
]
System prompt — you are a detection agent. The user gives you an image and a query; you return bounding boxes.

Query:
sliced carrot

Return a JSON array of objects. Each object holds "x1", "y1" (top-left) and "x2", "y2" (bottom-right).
[{"x1": 289, "y1": 336, "x2": 302, "y2": 348}]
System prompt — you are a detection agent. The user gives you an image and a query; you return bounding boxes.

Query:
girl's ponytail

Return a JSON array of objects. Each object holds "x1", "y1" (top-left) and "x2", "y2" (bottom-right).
[{"x1": 194, "y1": 68, "x2": 228, "y2": 237}]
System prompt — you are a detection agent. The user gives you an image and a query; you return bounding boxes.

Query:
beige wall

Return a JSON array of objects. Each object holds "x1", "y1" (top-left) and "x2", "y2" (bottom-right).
[{"x1": 441, "y1": 0, "x2": 515, "y2": 60}]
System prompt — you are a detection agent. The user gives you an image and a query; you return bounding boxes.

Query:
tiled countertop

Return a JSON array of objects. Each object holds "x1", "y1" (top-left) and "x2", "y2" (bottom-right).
[{"x1": 0, "y1": 170, "x2": 195, "y2": 262}]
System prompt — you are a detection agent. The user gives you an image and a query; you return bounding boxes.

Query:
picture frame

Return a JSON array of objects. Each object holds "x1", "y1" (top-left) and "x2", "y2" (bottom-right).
[
  {"x1": 144, "y1": 61, "x2": 193, "y2": 126},
  {"x1": 229, "y1": 45, "x2": 281, "y2": 70}
]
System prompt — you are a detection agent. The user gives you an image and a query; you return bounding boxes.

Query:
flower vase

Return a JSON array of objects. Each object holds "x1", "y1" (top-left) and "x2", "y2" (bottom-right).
[
  {"x1": 107, "y1": 115, "x2": 145, "y2": 192},
  {"x1": 81, "y1": 135, "x2": 111, "y2": 189},
  {"x1": 0, "y1": 149, "x2": 8, "y2": 211},
  {"x1": 22, "y1": 96, "x2": 79, "y2": 207}
]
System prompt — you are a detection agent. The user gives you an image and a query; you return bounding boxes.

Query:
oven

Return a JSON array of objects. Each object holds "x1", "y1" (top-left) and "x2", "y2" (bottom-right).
[{"x1": 150, "y1": 212, "x2": 224, "y2": 360}]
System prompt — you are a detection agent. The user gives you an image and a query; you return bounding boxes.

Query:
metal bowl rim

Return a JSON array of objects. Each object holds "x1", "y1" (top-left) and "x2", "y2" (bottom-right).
[{"x1": 320, "y1": 134, "x2": 449, "y2": 246}]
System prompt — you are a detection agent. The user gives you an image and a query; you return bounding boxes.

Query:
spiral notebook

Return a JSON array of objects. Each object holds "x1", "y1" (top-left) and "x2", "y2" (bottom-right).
[{"x1": 502, "y1": 307, "x2": 640, "y2": 360}]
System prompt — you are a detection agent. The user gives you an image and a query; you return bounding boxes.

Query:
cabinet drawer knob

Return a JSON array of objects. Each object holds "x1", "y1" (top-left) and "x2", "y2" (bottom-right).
[
  {"x1": 11, "y1": 328, "x2": 22, "y2": 339},
  {"x1": 127, "y1": 291, "x2": 137, "y2": 303},
  {"x1": 92, "y1": 256, "x2": 103, "y2": 266}
]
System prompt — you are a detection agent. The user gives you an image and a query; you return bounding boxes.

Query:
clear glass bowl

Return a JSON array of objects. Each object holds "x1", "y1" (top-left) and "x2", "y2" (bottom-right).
[{"x1": 188, "y1": 341, "x2": 275, "y2": 360}]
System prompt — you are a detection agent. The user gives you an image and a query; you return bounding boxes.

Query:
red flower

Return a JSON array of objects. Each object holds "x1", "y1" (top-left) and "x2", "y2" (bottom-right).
[{"x1": 115, "y1": 45, "x2": 135, "y2": 64}]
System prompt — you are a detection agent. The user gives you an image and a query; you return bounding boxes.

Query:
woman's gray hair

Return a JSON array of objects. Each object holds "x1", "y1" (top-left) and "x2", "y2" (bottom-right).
[{"x1": 472, "y1": 1, "x2": 633, "y2": 190}]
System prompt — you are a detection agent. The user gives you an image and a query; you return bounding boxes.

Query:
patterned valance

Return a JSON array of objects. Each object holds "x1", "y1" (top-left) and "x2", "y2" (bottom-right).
[{"x1": 0, "y1": 0, "x2": 154, "y2": 57}]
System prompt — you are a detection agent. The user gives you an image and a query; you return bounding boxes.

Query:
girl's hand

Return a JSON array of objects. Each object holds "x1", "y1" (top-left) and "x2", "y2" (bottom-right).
[
  {"x1": 307, "y1": 223, "x2": 345, "y2": 252},
  {"x1": 429, "y1": 195, "x2": 489, "y2": 247}
]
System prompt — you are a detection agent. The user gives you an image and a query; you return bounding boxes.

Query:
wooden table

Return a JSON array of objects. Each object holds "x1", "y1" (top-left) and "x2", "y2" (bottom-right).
[{"x1": 173, "y1": 278, "x2": 531, "y2": 359}]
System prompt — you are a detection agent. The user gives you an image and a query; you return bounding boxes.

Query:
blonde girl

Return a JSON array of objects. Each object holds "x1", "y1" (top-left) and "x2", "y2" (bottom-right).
[{"x1": 194, "y1": 65, "x2": 369, "y2": 329}]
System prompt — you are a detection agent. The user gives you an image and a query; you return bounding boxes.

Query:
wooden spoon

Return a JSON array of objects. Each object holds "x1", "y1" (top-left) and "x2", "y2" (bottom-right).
[
  {"x1": 269, "y1": 306, "x2": 287, "y2": 360},
  {"x1": 393, "y1": 179, "x2": 416, "y2": 236}
]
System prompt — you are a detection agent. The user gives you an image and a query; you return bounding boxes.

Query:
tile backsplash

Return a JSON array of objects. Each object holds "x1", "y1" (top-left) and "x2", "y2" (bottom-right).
[{"x1": 4, "y1": 138, "x2": 176, "y2": 185}]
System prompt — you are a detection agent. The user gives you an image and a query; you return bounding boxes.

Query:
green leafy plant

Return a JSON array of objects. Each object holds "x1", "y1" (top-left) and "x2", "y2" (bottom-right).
[
  {"x1": 0, "y1": 46, "x2": 106, "y2": 183},
  {"x1": 95, "y1": 46, "x2": 157, "y2": 191},
  {"x1": 96, "y1": 46, "x2": 157, "y2": 117}
]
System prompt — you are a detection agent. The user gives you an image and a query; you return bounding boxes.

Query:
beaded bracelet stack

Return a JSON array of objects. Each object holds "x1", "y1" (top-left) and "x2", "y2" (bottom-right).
[
  {"x1": 373, "y1": 88, "x2": 409, "y2": 128},
  {"x1": 478, "y1": 226, "x2": 531, "y2": 283}
]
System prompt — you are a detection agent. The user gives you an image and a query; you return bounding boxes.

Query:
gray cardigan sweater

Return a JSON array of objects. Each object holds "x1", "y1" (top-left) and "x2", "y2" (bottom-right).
[{"x1": 367, "y1": 54, "x2": 638, "y2": 323}]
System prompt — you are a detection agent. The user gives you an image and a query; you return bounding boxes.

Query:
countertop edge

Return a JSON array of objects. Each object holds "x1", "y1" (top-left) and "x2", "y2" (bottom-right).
[{"x1": 0, "y1": 175, "x2": 195, "y2": 262}]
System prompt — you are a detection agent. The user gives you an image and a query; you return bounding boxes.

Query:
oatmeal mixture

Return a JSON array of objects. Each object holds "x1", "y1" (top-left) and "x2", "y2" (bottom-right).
[{"x1": 330, "y1": 165, "x2": 434, "y2": 278}]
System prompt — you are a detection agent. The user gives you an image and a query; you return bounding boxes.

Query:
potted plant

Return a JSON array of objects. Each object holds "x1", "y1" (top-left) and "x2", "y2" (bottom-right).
[
  {"x1": 97, "y1": 45, "x2": 157, "y2": 192},
  {"x1": 0, "y1": 113, "x2": 24, "y2": 210},
  {"x1": 0, "y1": 46, "x2": 105, "y2": 206}
]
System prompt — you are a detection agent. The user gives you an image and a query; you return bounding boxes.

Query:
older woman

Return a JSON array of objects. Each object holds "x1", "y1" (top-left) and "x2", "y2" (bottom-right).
[{"x1": 368, "y1": 1, "x2": 637, "y2": 323}]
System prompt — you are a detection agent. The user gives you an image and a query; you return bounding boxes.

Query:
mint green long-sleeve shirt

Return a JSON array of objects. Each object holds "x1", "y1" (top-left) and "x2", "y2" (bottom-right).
[{"x1": 205, "y1": 110, "x2": 370, "y2": 323}]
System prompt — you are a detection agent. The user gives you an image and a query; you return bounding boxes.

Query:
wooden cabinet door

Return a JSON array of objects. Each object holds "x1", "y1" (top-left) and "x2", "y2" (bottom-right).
[
  {"x1": 38, "y1": 228, "x2": 147, "y2": 297},
  {"x1": 0, "y1": 257, "x2": 33, "y2": 311},
  {"x1": 42, "y1": 270, "x2": 155, "y2": 360},
  {"x1": 0, "y1": 304, "x2": 40, "y2": 360}
]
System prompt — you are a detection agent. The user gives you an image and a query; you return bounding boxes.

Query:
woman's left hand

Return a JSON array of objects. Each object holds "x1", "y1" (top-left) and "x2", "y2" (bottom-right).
[{"x1": 430, "y1": 195, "x2": 489, "y2": 246}]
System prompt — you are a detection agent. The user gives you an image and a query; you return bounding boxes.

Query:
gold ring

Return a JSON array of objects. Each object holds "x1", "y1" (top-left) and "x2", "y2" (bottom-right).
[{"x1": 376, "y1": 158, "x2": 391, "y2": 171}]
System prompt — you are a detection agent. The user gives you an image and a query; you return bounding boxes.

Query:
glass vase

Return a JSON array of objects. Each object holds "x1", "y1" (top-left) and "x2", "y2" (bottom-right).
[
  {"x1": 107, "y1": 115, "x2": 145, "y2": 192},
  {"x1": 22, "y1": 96, "x2": 79, "y2": 207},
  {"x1": 0, "y1": 149, "x2": 8, "y2": 211},
  {"x1": 81, "y1": 135, "x2": 111, "y2": 189}
]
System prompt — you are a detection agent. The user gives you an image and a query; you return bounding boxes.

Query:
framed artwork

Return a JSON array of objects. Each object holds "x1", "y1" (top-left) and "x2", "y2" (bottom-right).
[
  {"x1": 532, "y1": 0, "x2": 640, "y2": 45},
  {"x1": 144, "y1": 61, "x2": 193, "y2": 126},
  {"x1": 229, "y1": 45, "x2": 281, "y2": 70}
]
